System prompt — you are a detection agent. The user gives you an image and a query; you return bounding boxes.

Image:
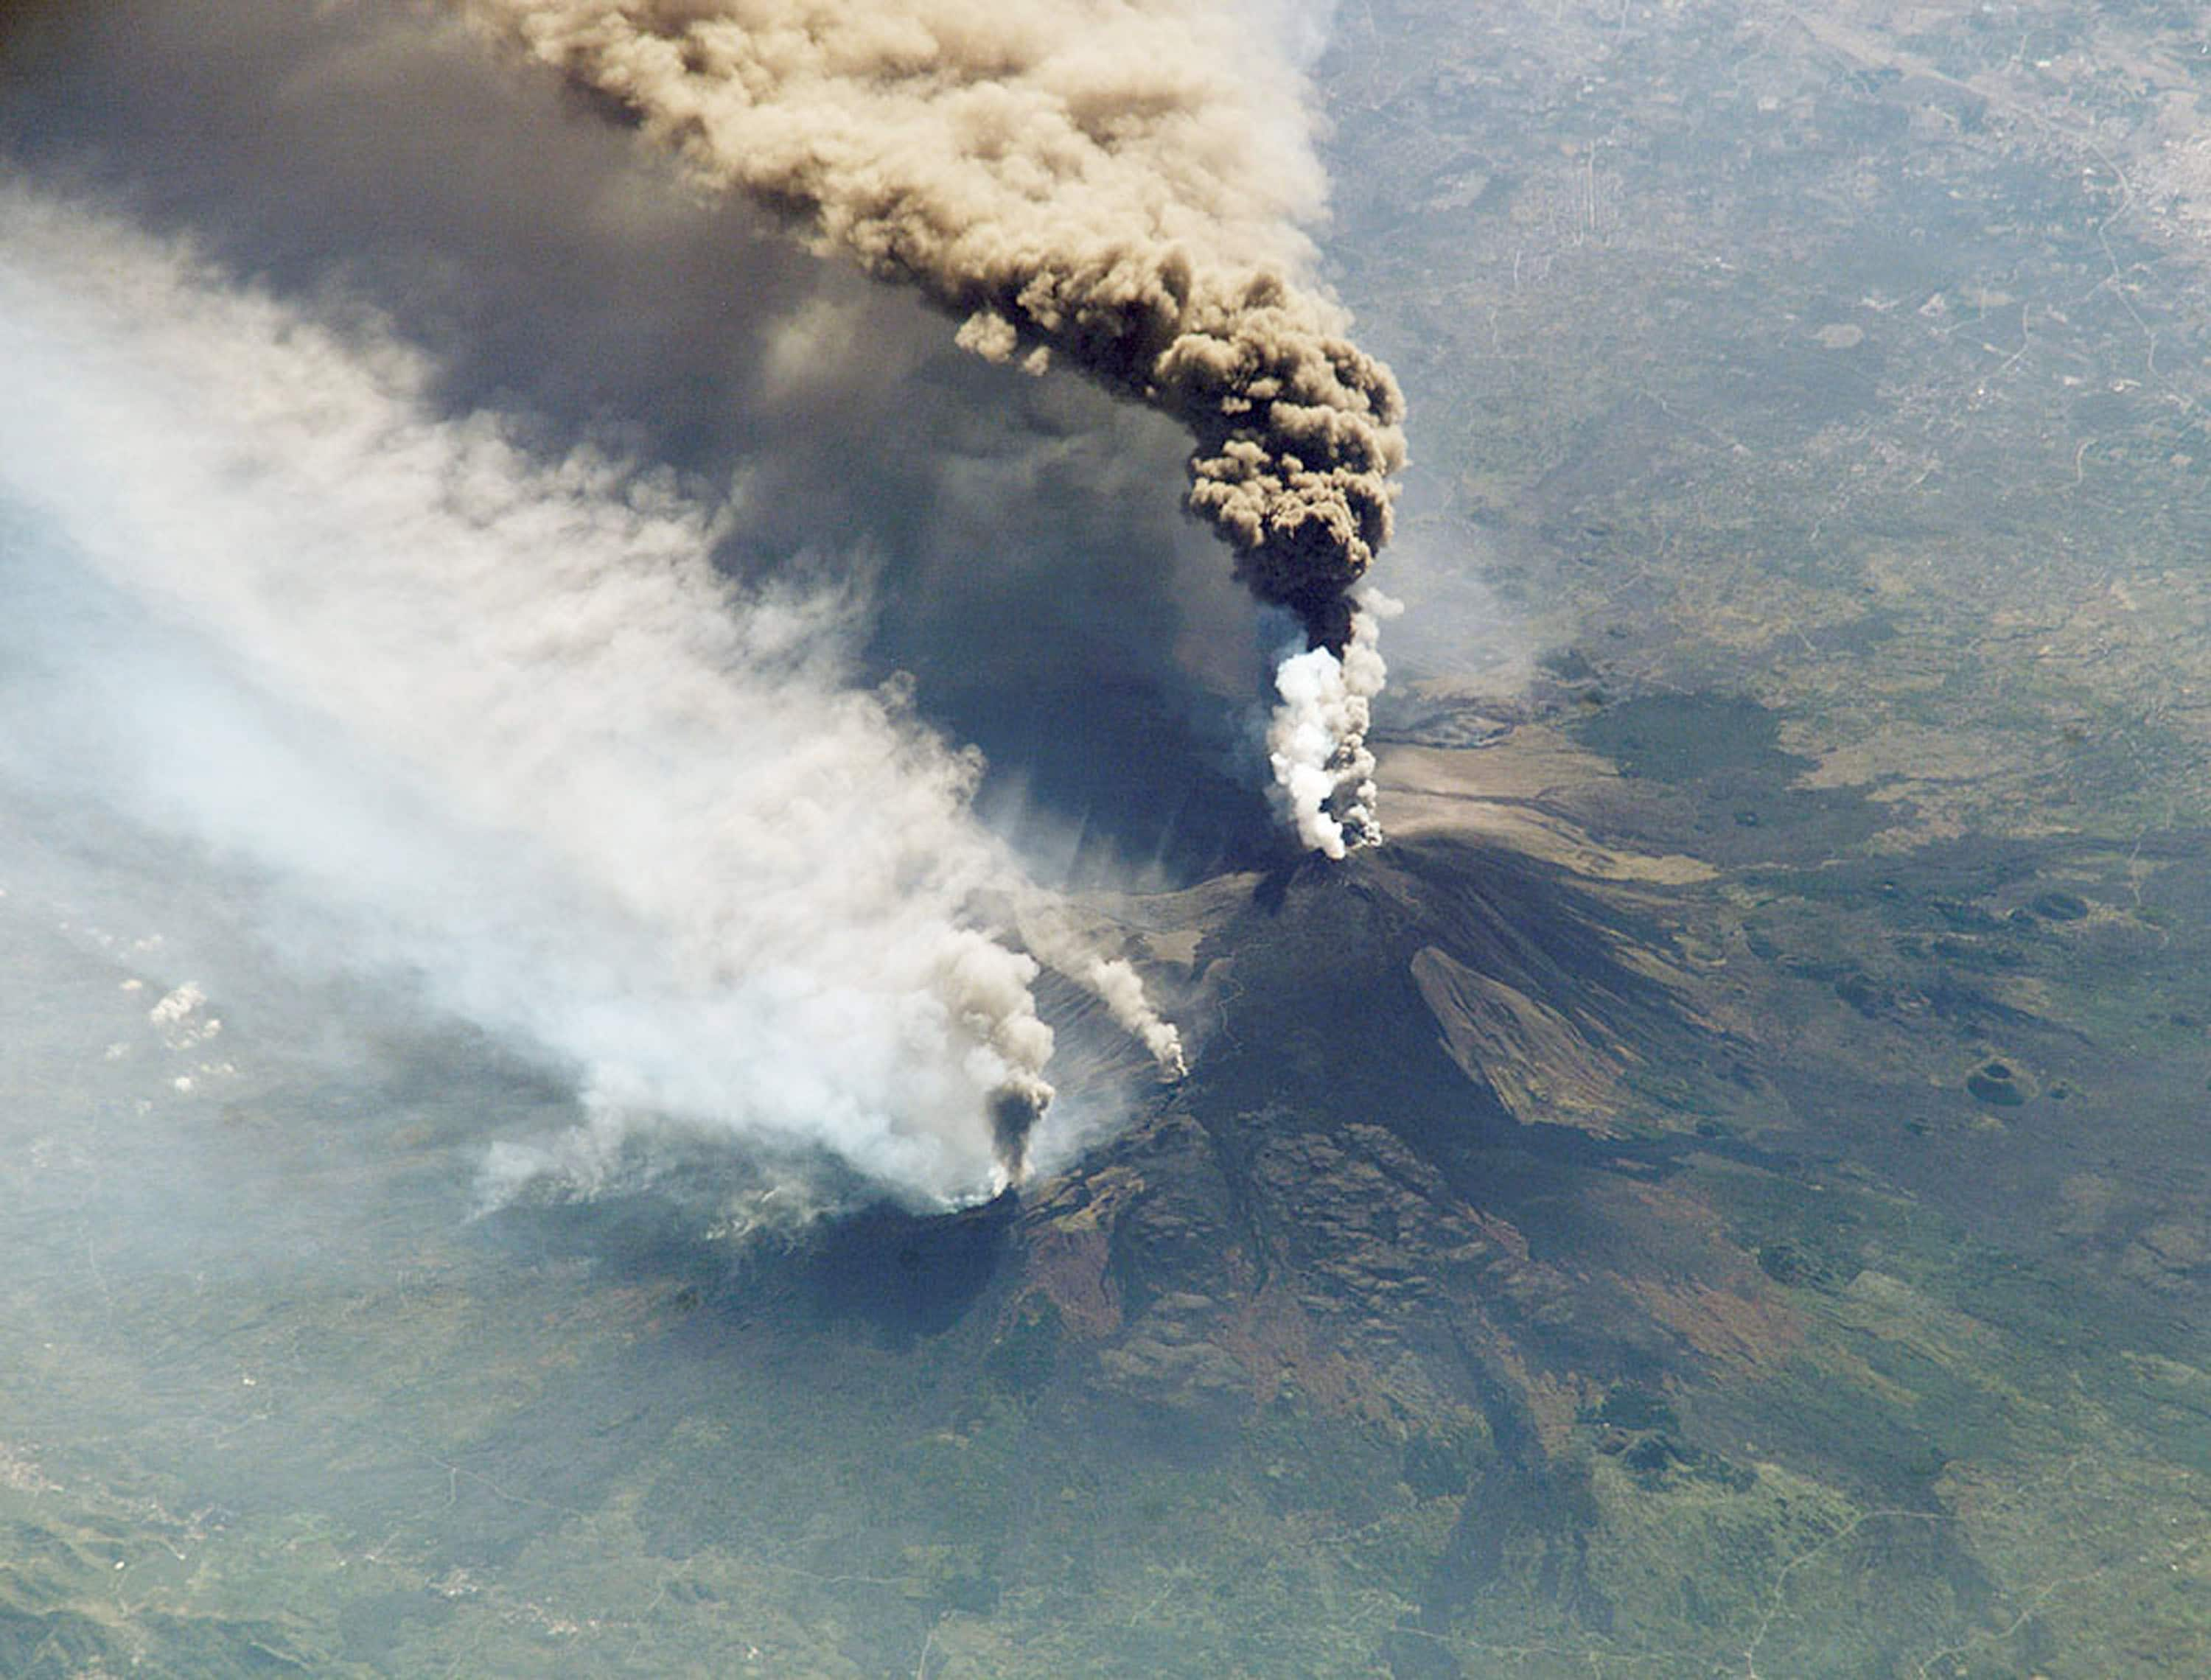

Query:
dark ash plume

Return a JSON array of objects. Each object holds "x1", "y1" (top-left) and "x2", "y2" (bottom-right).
[{"x1": 467, "y1": 0, "x2": 1408, "y2": 846}]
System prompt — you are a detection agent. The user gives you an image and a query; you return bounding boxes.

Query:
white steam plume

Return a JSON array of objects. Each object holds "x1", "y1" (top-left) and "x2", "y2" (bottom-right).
[
  {"x1": 0, "y1": 183, "x2": 1176, "y2": 1203},
  {"x1": 1268, "y1": 589, "x2": 1397, "y2": 859},
  {"x1": 463, "y1": 0, "x2": 1408, "y2": 854}
]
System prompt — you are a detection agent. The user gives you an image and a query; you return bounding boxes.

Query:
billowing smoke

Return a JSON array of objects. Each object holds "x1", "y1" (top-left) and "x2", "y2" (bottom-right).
[
  {"x1": 465, "y1": 0, "x2": 1408, "y2": 852},
  {"x1": 0, "y1": 183, "x2": 1177, "y2": 1205}
]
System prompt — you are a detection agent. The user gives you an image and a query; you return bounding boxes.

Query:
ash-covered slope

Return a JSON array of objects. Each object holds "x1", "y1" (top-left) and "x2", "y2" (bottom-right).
[
  {"x1": 1009, "y1": 846, "x2": 1763, "y2": 1483},
  {"x1": 959, "y1": 828, "x2": 2025, "y2": 1668}
]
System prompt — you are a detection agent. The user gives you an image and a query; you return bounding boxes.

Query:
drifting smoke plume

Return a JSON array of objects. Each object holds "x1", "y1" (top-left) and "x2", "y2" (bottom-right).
[
  {"x1": 1007, "y1": 896, "x2": 1188, "y2": 1081},
  {"x1": 0, "y1": 183, "x2": 1178, "y2": 1203},
  {"x1": 466, "y1": 0, "x2": 1408, "y2": 852},
  {"x1": 1083, "y1": 957, "x2": 1190, "y2": 1079}
]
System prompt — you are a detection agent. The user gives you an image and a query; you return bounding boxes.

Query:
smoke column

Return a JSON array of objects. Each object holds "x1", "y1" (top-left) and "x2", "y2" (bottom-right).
[
  {"x1": 465, "y1": 0, "x2": 1408, "y2": 853},
  {"x1": 1268, "y1": 588, "x2": 1397, "y2": 858},
  {"x1": 1007, "y1": 895, "x2": 1188, "y2": 1079},
  {"x1": 0, "y1": 183, "x2": 1173, "y2": 1203}
]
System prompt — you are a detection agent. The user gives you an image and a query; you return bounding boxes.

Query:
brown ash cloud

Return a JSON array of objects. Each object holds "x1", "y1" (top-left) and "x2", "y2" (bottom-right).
[{"x1": 469, "y1": 0, "x2": 1408, "y2": 656}]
